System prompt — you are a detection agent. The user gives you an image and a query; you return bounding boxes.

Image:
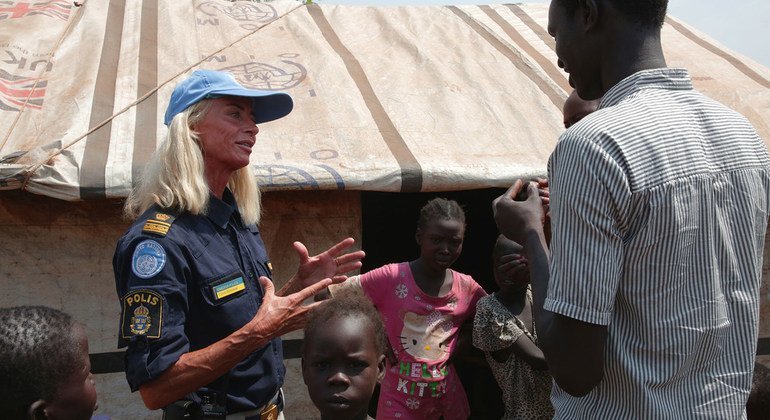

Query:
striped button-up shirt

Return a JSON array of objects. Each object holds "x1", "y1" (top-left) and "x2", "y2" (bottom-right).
[{"x1": 545, "y1": 68, "x2": 770, "y2": 419}]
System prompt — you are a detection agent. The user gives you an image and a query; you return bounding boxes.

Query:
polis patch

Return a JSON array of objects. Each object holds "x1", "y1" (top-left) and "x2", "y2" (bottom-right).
[
  {"x1": 131, "y1": 239, "x2": 166, "y2": 279},
  {"x1": 121, "y1": 289, "x2": 163, "y2": 339}
]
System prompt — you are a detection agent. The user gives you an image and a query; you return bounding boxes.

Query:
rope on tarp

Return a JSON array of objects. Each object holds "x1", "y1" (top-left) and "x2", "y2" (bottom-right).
[
  {"x1": 0, "y1": 0, "x2": 88, "y2": 154},
  {"x1": 18, "y1": 0, "x2": 305, "y2": 190}
]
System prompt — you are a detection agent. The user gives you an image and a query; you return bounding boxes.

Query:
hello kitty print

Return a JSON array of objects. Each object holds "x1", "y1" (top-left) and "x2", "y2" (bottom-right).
[
  {"x1": 399, "y1": 311, "x2": 453, "y2": 360},
  {"x1": 358, "y1": 263, "x2": 487, "y2": 420}
]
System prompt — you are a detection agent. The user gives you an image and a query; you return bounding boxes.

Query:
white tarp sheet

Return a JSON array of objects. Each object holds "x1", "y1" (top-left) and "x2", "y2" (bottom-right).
[{"x1": 1, "y1": 0, "x2": 769, "y2": 200}]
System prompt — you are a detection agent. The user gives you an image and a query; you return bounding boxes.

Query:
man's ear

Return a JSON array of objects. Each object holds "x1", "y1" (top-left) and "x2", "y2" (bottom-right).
[
  {"x1": 578, "y1": 0, "x2": 600, "y2": 31},
  {"x1": 377, "y1": 354, "x2": 386, "y2": 382},
  {"x1": 415, "y1": 228, "x2": 422, "y2": 245},
  {"x1": 27, "y1": 400, "x2": 47, "y2": 420}
]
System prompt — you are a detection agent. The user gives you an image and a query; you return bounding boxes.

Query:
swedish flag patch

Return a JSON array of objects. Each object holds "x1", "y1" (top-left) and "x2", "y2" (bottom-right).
[
  {"x1": 209, "y1": 272, "x2": 247, "y2": 302},
  {"x1": 212, "y1": 277, "x2": 246, "y2": 300}
]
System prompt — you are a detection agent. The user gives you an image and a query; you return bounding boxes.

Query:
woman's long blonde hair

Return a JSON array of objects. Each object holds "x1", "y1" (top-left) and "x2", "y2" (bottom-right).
[{"x1": 124, "y1": 99, "x2": 262, "y2": 225}]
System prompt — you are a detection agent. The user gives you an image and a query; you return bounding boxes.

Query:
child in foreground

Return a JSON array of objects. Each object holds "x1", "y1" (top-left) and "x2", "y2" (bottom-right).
[
  {"x1": 0, "y1": 305, "x2": 98, "y2": 420},
  {"x1": 302, "y1": 288, "x2": 387, "y2": 420},
  {"x1": 473, "y1": 235, "x2": 553, "y2": 419}
]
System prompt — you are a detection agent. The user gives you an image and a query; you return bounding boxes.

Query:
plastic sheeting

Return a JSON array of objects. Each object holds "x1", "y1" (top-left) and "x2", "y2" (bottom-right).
[{"x1": 1, "y1": 0, "x2": 769, "y2": 201}]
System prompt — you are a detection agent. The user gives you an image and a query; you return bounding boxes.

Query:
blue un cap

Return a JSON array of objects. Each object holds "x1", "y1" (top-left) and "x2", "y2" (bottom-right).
[{"x1": 163, "y1": 69, "x2": 294, "y2": 126}]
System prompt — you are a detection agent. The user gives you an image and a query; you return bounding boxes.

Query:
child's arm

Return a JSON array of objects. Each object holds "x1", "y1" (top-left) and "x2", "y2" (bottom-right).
[
  {"x1": 506, "y1": 334, "x2": 548, "y2": 370},
  {"x1": 472, "y1": 297, "x2": 518, "y2": 366},
  {"x1": 479, "y1": 302, "x2": 548, "y2": 370}
]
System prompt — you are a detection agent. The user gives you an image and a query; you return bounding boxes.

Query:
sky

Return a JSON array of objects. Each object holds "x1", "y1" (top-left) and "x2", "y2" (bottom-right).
[{"x1": 329, "y1": 0, "x2": 770, "y2": 69}]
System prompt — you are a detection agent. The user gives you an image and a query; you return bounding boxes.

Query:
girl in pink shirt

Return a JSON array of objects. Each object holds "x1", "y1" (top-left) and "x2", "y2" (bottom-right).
[{"x1": 343, "y1": 198, "x2": 487, "y2": 419}]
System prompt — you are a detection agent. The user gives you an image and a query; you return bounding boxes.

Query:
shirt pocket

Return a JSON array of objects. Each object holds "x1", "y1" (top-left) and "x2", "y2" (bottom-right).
[
  {"x1": 199, "y1": 271, "x2": 248, "y2": 307},
  {"x1": 246, "y1": 228, "x2": 273, "y2": 278}
]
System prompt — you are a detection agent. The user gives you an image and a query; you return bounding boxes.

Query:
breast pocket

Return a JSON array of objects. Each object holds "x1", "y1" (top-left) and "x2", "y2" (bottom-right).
[
  {"x1": 246, "y1": 229, "x2": 273, "y2": 279},
  {"x1": 200, "y1": 271, "x2": 248, "y2": 307}
]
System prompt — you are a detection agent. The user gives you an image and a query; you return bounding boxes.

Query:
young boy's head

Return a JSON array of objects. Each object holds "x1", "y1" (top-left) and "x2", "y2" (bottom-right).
[
  {"x1": 302, "y1": 288, "x2": 386, "y2": 420},
  {"x1": 0, "y1": 306, "x2": 97, "y2": 420}
]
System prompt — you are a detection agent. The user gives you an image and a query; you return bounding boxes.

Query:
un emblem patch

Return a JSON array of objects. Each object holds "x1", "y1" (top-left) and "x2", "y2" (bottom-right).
[{"x1": 131, "y1": 240, "x2": 166, "y2": 279}]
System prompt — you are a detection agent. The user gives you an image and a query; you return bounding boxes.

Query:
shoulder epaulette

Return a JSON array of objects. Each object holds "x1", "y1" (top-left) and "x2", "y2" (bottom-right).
[{"x1": 142, "y1": 211, "x2": 177, "y2": 237}]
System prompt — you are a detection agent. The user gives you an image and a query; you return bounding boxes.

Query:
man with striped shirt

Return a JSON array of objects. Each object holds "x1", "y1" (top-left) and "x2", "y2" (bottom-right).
[{"x1": 494, "y1": 0, "x2": 770, "y2": 418}]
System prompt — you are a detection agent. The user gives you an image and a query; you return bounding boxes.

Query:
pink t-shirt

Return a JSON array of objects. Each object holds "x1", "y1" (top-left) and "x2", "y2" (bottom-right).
[{"x1": 358, "y1": 263, "x2": 487, "y2": 420}]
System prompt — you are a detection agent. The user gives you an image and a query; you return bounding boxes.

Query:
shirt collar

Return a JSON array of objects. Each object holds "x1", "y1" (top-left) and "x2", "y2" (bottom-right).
[
  {"x1": 206, "y1": 189, "x2": 237, "y2": 229},
  {"x1": 600, "y1": 68, "x2": 693, "y2": 109}
]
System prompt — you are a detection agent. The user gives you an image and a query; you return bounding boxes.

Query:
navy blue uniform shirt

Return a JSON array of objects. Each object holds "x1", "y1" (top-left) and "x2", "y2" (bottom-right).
[{"x1": 113, "y1": 190, "x2": 284, "y2": 412}]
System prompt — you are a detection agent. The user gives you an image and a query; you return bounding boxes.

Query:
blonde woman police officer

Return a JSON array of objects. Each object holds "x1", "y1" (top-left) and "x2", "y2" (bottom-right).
[{"x1": 114, "y1": 70, "x2": 364, "y2": 419}]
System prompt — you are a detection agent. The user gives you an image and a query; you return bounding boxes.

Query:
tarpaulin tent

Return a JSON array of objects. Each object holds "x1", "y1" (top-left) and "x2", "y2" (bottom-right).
[
  {"x1": 1, "y1": 1, "x2": 769, "y2": 418},
  {"x1": 4, "y1": 0, "x2": 768, "y2": 199}
]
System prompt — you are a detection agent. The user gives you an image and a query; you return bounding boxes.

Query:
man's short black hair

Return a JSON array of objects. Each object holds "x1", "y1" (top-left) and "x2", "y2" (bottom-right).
[
  {"x1": 556, "y1": 0, "x2": 669, "y2": 28},
  {"x1": 0, "y1": 306, "x2": 81, "y2": 418}
]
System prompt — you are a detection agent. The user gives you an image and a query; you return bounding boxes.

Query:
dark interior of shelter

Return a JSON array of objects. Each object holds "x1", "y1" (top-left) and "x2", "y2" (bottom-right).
[
  {"x1": 361, "y1": 188, "x2": 506, "y2": 288},
  {"x1": 361, "y1": 188, "x2": 507, "y2": 419}
]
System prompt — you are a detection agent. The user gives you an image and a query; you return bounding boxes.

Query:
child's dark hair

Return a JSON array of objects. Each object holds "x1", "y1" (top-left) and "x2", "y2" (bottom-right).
[
  {"x1": 748, "y1": 362, "x2": 770, "y2": 420},
  {"x1": 303, "y1": 287, "x2": 387, "y2": 355},
  {"x1": 417, "y1": 197, "x2": 466, "y2": 230},
  {"x1": 0, "y1": 306, "x2": 82, "y2": 418},
  {"x1": 492, "y1": 234, "x2": 521, "y2": 263}
]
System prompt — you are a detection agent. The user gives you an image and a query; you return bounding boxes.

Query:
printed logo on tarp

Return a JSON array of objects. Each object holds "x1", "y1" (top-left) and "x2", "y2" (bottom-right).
[
  {"x1": 196, "y1": 1, "x2": 277, "y2": 30},
  {"x1": 0, "y1": 46, "x2": 51, "y2": 112},
  {"x1": 254, "y1": 163, "x2": 346, "y2": 191},
  {"x1": 0, "y1": 0, "x2": 73, "y2": 21},
  {"x1": 220, "y1": 55, "x2": 307, "y2": 91},
  {"x1": 0, "y1": 68, "x2": 45, "y2": 112}
]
